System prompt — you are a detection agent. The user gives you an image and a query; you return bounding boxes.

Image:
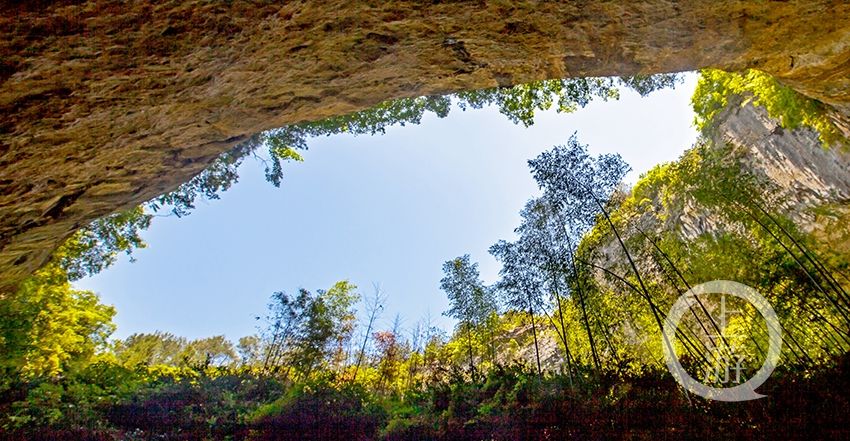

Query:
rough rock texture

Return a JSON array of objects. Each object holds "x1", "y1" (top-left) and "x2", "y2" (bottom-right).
[
  {"x1": 716, "y1": 103, "x2": 850, "y2": 220},
  {"x1": 675, "y1": 102, "x2": 850, "y2": 242},
  {"x1": 2, "y1": 1, "x2": 850, "y2": 289},
  {"x1": 710, "y1": 102, "x2": 850, "y2": 256},
  {"x1": 591, "y1": 101, "x2": 850, "y2": 276}
]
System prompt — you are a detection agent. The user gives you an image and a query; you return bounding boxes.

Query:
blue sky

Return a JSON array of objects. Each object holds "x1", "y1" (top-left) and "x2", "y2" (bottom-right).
[{"x1": 74, "y1": 73, "x2": 699, "y2": 342}]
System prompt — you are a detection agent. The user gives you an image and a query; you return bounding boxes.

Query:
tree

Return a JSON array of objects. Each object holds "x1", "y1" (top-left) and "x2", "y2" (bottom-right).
[
  {"x1": 288, "y1": 291, "x2": 336, "y2": 378},
  {"x1": 322, "y1": 281, "x2": 360, "y2": 373},
  {"x1": 522, "y1": 136, "x2": 632, "y2": 372},
  {"x1": 261, "y1": 289, "x2": 312, "y2": 373},
  {"x1": 147, "y1": 136, "x2": 266, "y2": 217},
  {"x1": 528, "y1": 134, "x2": 630, "y2": 236},
  {"x1": 0, "y1": 205, "x2": 154, "y2": 388},
  {"x1": 691, "y1": 69, "x2": 843, "y2": 146},
  {"x1": 261, "y1": 281, "x2": 359, "y2": 379},
  {"x1": 114, "y1": 332, "x2": 187, "y2": 367},
  {"x1": 440, "y1": 255, "x2": 497, "y2": 381},
  {"x1": 353, "y1": 284, "x2": 385, "y2": 381},
  {"x1": 490, "y1": 239, "x2": 546, "y2": 375},
  {"x1": 52, "y1": 207, "x2": 152, "y2": 281},
  {"x1": 0, "y1": 262, "x2": 115, "y2": 387},
  {"x1": 24, "y1": 74, "x2": 682, "y2": 289},
  {"x1": 143, "y1": 75, "x2": 681, "y2": 218},
  {"x1": 237, "y1": 335, "x2": 263, "y2": 366},
  {"x1": 115, "y1": 332, "x2": 238, "y2": 368},
  {"x1": 181, "y1": 336, "x2": 238, "y2": 367},
  {"x1": 603, "y1": 139, "x2": 850, "y2": 367},
  {"x1": 373, "y1": 328, "x2": 403, "y2": 394}
]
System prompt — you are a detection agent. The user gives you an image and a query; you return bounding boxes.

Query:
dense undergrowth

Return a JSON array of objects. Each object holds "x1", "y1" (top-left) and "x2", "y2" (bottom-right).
[{"x1": 2, "y1": 355, "x2": 850, "y2": 440}]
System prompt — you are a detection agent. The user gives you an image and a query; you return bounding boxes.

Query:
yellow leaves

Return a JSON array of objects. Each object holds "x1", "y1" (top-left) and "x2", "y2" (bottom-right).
[
  {"x1": 3, "y1": 262, "x2": 116, "y2": 381},
  {"x1": 273, "y1": 146, "x2": 304, "y2": 162},
  {"x1": 147, "y1": 363, "x2": 200, "y2": 382}
]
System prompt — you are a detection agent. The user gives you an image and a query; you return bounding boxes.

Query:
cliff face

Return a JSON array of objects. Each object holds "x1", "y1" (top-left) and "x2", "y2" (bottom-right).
[
  {"x1": 683, "y1": 103, "x2": 850, "y2": 240},
  {"x1": 590, "y1": 101, "x2": 850, "y2": 278},
  {"x1": 714, "y1": 103, "x2": 850, "y2": 225},
  {"x1": 2, "y1": 1, "x2": 850, "y2": 288},
  {"x1": 526, "y1": 104, "x2": 850, "y2": 368}
]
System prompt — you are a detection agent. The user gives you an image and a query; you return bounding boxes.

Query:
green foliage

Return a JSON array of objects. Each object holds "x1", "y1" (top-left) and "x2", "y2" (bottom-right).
[
  {"x1": 617, "y1": 73, "x2": 682, "y2": 97},
  {"x1": 692, "y1": 69, "x2": 843, "y2": 145},
  {"x1": 115, "y1": 332, "x2": 237, "y2": 368},
  {"x1": 457, "y1": 74, "x2": 680, "y2": 127},
  {"x1": 104, "y1": 367, "x2": 284, "y2": 439},
  {"x1": 55, "y1": 206, "x2": 152, "y2": 281},
  {"x1": 3, "y1": 362, "x2": 142, "y2": 431},
  {"x1": 456, "y1": 78, "x2": 619, "y2": 126},
  {"x1": 237, "y1": 335, "x2": 263, "y2": 365},
  {"x1": 114, "y1": 332, "x2": 187, "y2": 367},
  {"x1": 0, "y1": 263, "x2": 115, "y2": 385},
  {"x1": 248, "y1": 375, "x2": 388, "y2": 440},
  {"x1": 573, "y1": 135, "x2": 850, "y2": 375},
  {"x1": 440, "y1": 255, "x2": 499, "y2": 380},
  {"x1": 441, "y1": 255, "x2": 497, "y2": 331},
  {"x1": 261, "y1": 281, "x2": 360, "y2": 379},
  {"x1": 147, "y1": 136, "x2": 263, "y2": 217},
  {"x1": 13, "y1": 67, "x2": 850, "y2": 438},
  {"x1": 27, "y1": 74, "x2": 680, "y2": 292}
]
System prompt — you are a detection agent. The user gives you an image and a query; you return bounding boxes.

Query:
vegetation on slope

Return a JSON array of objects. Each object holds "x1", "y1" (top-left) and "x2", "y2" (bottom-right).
[{"x1": 692, "y1": 69, "x2": 845, "y2": 146}]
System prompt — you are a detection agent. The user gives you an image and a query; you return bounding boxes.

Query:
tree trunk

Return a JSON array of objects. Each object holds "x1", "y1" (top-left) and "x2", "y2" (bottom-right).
[
  {"x1": 528, "y1": 300, "x2": 542, "y2": 376},
  {"x1": 466, "y1": 322, "x2": 477, "y2": 383}
]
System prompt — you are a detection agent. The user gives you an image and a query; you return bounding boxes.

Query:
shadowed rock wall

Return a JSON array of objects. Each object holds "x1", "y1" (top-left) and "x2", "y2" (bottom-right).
[{"x1": 2, "y1": 1, "x2": 850, "y2": 289}]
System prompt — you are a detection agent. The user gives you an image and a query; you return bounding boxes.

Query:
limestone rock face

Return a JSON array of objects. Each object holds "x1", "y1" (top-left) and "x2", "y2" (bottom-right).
[
  {"x1": 706, "y1": 103, "x2": 850, "y2": 256},
  {"x1": 716, "y1": 104, "x2": 850, "y2": 220},
  {"x1": 2, "y1": 1, "x2": 850, "y2": 288},
  {"x1": 684, "y1": 102, "x2": 850, "y2": 241},
  {"x1": 499, "y1": 102, "x2": 850, "y2": 369},
  {"x1": 591, "y1": 101, "x2": 850, "y2": 280}
]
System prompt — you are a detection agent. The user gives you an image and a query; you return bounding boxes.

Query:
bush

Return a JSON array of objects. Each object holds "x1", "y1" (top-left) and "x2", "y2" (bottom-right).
[{"x1": 249, "y1": 379, "x2": 388, "y2": 441}]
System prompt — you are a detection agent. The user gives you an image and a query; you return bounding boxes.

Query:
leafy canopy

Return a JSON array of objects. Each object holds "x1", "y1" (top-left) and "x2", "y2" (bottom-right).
[
  {"x1": 0, "y1": 262, "x2": 115, "y2": 385},
  {"x1": 440, "y1": 255, "x2": 497, "y2": 329}
]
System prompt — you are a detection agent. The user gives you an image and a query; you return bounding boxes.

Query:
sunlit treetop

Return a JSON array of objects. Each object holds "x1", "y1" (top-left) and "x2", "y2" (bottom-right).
[{"x1": 692, "y1": 68, "x2": 845, "y2": 147}]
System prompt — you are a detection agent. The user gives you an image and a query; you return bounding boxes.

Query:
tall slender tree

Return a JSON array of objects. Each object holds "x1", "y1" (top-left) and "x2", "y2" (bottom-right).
[
  {"x1": 353, "y1": 284, "x2": 385, "y2": 381},
  {"x1": 440, "y1": 255, "x2": 497, "y2": 382},
  {"x1": 490, "y1": 239, "x2": 545, "y2": 375},
  {"x1": 526, "y1": 135, "x2": 631, "y2": 371}
]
